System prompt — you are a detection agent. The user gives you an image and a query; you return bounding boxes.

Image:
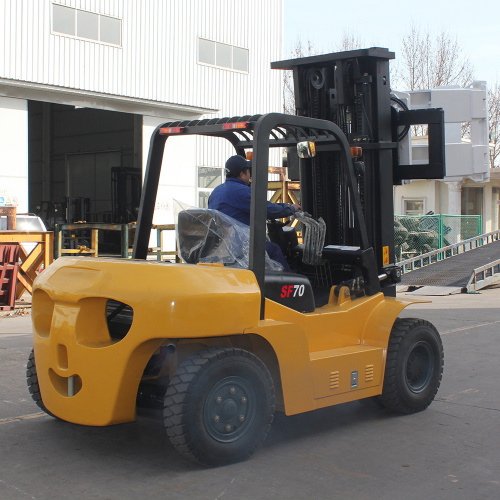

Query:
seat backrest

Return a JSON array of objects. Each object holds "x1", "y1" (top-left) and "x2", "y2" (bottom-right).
[{"x1": 177, "y1": 209, "x2": 238, "y2": 265}]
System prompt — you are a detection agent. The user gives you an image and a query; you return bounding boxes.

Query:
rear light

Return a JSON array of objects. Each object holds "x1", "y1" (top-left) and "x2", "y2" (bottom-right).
[
  {"x1": 222, "y1": 122, "x2": 250, "y2": 130},
  {"x1": 350, "y1": 146, "x2": 362, "y2": 158},
  {"x1": 159, "y1": 127, "x2": 184, "y2": 135}
]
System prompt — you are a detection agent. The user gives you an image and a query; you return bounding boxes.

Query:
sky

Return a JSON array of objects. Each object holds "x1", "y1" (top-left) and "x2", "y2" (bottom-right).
[{"x1": 284, "y1": 0, "x2": 500, "y2": 87}]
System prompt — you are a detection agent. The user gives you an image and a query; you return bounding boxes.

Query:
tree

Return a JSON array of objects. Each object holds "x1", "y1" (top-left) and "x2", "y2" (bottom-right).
[
  {"x1": 283, "y1": 32, "x2": 363, "y2": 114},
  {"x1": 394, "y1": 25, "x2": 474, "y2": 91},
  {"x1": 488, "y1": 82, "x2": 500, "y2": 167},
  {"x1": 338, "y1": 30, "x2": 364, "y2": 52},
  {"x1": 281, "y1": 29, "x2": 499, "y2": 168},
  {"x1": 283, "y1": 38, "x2": 317, "y2": 114},
  {"x1": 390, "y1": 26, "x2": 475, "y2": 138}
]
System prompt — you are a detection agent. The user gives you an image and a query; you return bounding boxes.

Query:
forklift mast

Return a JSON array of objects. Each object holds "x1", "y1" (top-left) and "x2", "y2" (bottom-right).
[{"x1": 272, "y1": 48, "x2": 445, "y2": 295}]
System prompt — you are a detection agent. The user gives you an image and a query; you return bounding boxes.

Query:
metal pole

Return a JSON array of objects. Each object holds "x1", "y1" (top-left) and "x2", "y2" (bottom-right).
[{"x1": 121, "y1": 224, "x2": 129, "y2": 258}]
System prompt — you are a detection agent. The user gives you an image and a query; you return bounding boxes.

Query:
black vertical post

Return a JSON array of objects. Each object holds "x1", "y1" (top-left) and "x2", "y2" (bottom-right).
[
  {"x1": 249, "y1": 116, "x2": 272, "y2": 319},
  {"x1": 132, "y1": 127, "x2": 167, "y2": 260}
]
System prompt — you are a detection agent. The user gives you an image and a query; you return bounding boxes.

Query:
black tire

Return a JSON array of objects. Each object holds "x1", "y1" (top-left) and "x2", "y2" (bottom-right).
[
  {"x1": 378, "y1": 318, "x2": 443, "y2": 414},
  {"x1": 26, "y1": 348, "x2": 55, "y2": 417},
  {"x1": 164, "y1": 346, "x2": 275, "y2": 466}
]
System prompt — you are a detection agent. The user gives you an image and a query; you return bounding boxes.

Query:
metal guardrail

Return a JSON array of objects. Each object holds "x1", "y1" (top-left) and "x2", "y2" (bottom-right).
[
  {"x1": 466, "y1": 259, "x2": 500, "y2": 293},
  {"x1": 399, "y1": 229, "x2": 500, "y2": 274},
  {"x1": 395, "y1": 214, "x2": 482, "y2": 262},
  {"x1": 55, "y1": 223, "x2": 133, "y2": 259},
  {"x1": 54, "y1": 222, "x2": 178, "y2": 261},
  {"x1": 151, "y1": 224, "x2": 179, "y2": 262}
]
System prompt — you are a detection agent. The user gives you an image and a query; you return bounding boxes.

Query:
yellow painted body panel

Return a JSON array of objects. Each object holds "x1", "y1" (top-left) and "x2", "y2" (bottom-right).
[
  {"x1": 309, "y1": 345, "x2": 384, "y2": 399},
  {"x1": 32, "y1": 258, "x2": 424, "y2": 424},
  {"x1": 242, "y1": 292, "x2": 423, "y2": 416},
  {"x1": 32, "y1": 257, "x2": 260, "y2": 425}
]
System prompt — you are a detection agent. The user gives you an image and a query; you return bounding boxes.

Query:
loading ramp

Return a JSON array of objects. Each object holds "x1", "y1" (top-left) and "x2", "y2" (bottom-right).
[{"x1": 399, "y1": 232, "x2": 500, "y2": 295}]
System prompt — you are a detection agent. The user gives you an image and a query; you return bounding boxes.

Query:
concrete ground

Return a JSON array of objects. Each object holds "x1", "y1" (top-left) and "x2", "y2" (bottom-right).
[{"x1": 1, "y1": 288, "x2": 499, "y2": 500}]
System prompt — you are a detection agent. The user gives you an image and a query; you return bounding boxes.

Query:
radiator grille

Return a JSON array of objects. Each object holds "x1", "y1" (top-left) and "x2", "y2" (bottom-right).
[
  {"x1": 365, "y1": 364, "x2": 374, "y2": 382},
  {"x1": 330, "y1": 370, "x2": 340, "y2": 389}
]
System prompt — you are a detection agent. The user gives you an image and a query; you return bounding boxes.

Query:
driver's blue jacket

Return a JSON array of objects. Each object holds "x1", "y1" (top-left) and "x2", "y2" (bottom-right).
[{"x1": 208, "y1": 178, "x2": 296, "y2": 226}]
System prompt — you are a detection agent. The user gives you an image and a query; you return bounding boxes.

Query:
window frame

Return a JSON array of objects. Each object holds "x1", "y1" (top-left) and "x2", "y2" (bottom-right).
[
  {"x1": 197, "y1": 166, "x2": 225, "y2": 208},
  {"x1": 197, "y1": 38, "x2": 249, "y2": 73},
  {"x1": 51, "y1": 3, "x2": 122, "y2": 47},
  {"x1": 402, "y1": 198, "x2": 425, "y2": 216}
]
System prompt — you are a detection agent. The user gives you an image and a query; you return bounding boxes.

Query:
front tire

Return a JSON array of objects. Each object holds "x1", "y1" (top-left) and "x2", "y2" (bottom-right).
[
  {"x1": 379, "y1": 318, "x2": 443, "y2": 414},
  {"x1": 164, "y1": 346, "x2": 275, "y2": 466}
]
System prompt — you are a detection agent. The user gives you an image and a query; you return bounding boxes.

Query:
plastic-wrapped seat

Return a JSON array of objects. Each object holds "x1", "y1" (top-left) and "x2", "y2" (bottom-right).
[{"x1": 176, "y1": 209, "x2": 246, "y2": 266}]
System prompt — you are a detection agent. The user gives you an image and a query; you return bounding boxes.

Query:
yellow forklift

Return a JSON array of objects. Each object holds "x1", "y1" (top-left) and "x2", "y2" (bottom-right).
[{"x1": 27, "y1": 48, "x2": 445, "y2": 466}]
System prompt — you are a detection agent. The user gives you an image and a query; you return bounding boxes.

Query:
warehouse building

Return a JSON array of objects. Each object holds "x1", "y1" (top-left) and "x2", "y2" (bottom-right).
[{"x1": 0, "y1": 0, "x2": 284, "y2": 231}]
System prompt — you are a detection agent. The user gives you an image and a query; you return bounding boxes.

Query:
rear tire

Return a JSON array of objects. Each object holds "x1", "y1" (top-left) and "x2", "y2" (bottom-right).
[
  {"x1": 164, "y1": 346, "x2": 275, "y2": 466},
  {"x1": 26, "y1": 348, "x2": 55, "y2": 417},
  {"x1": 379, "y1": 318, "x2": 443, "y2": 414}
]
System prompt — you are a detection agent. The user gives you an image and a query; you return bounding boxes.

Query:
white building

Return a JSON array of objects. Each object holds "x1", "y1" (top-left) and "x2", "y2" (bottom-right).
[
  {"x1": 0, "y1": 0, "x2": 284, "y2": 228},
  {"x1": 393, "y1": 83, "x2": 499, "y2": 233}
]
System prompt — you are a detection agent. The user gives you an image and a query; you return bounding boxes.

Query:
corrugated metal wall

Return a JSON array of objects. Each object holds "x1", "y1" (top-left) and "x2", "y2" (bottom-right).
[
  {"x1": 1, "y1": 0, "x2": 283, "y2": 112},
  {"x1": 1, "y1": 0, "x2": 285, "y2": 220},
  {"x1": 194, "y1": 0, "x2": 284, "y2": 168},
  {"x1": 1, "y1": 0, "x2": 284, "y2": 169}
]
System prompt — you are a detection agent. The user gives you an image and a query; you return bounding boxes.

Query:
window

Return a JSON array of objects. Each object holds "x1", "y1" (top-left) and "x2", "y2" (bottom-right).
[
  {"x1": 52, "y1": 3, "x2": 122, "y2": 46},
  {"x1": 461, "y1": 187, "x2": 483, "y2": 216},
  {"x1": 53, "y1": 4, "x2": 75, "y2": 35},
  {"x1": 197, "y1": 167, "x2": 224, "y2": 208},
  {"x1": 77, "y1": 11, "x2": 99, "y2": 40},
  {"x1": 198, "y1": 38, "x2": 249, "y2": 72},
  {"x1": 493, "y1": 187, "x2": 500, "y2": 231},
  {"x1": 233, "y1": 47, "x2": 249, "y2": 72},
  {"x1": 198, "y1": 38, "x2": 215, "y2": 65},
  {"x1": 216, "y1": 43, "x2": 232, "y2": 68},
  {"x1": 403, "y1": 199, "x2": 424, "y2": 216},
  {"x1": 99, "y1": 15, "x2": 121, "y2": 45}
]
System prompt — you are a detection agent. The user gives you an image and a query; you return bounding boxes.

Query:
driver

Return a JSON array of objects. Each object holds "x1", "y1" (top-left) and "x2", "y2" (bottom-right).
[{"x1": 208, "y1": 155, "x2": 301, "y2": 271}]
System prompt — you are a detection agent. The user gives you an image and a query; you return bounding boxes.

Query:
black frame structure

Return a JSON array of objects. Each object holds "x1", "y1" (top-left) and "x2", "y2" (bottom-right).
[
  {"x1": 272, "y1": 47, "x2": 445, "y2": 291},
  {"x1": 132, "y1": 113, "x2": 379, "y2": 316}
]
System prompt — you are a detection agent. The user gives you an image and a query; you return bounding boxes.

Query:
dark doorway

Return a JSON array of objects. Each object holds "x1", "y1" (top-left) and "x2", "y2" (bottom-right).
[{"x1": 28, "y1": 101, "x2": 142, "y2": 230}]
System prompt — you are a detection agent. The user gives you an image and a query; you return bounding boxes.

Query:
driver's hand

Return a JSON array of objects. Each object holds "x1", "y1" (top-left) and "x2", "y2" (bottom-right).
[{"x1": 291, "y1": 203, "x2": 302, "y2": 211}]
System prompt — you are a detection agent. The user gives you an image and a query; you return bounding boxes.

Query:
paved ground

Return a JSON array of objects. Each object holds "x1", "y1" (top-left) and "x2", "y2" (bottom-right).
[{"x1": 1, "y1": 288, "x2": 499, "y2": 500}]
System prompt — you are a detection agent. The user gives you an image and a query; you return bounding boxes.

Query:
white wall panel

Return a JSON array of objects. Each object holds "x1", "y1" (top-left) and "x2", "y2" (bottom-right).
[
  {"x1": 0, "y1": 96, "x2": 29, "y2": 212},
  {"x1": 1, "y1": 0, "x2": 283, "y2": 111},
  {"x1": 1, "y1": 0, "x2": 284, "y2": 213}
]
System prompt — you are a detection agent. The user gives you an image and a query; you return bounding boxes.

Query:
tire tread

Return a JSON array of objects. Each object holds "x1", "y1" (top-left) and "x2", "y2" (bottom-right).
[
  {"x1": 378, "y1": 318, "x2": 444, "y2": 414},
  {"x1": 26, "y1": 349, "x2": 55, "y2": 417},
  {"x1": 163, "y1": 346, "x2": 275, "y2": 466}
]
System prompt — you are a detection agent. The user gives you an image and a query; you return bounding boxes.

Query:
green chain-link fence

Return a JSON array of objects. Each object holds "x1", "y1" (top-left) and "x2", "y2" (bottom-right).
[{"x1": 395, "y1": 214, "x2": 482, "y2": 262}]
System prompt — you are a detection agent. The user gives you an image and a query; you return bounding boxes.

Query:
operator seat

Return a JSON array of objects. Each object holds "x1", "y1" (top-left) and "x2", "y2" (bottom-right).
[
  {"x1": 177, "y1": 209, "x2": 241, "y2": 265},
  {"x1": 176, "y1": 209, "x2": 315, "y2": 313}
]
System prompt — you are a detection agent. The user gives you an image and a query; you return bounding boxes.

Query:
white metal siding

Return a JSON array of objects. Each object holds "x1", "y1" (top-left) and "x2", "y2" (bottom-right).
[
  {"x1": 1, "y1": 0, "x2": 284, "y2": 220},
  {"x1": 1, "y1": 0, "x2": 283, "y2": 114},
  {"x1": 0, "y1": 96, "x2": 28, "y2": 211}
]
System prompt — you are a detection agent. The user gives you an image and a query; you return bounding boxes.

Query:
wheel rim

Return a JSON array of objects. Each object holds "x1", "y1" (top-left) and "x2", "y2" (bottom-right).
[
  {"x1": 405, "y1": 341, "x2": 435, "y2": 393},
  {"x1": 203, "y1": 376, "x2": 257, "y2": 443}
]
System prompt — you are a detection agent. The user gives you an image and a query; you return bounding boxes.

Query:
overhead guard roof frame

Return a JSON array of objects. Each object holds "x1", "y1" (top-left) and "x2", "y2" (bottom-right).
[{"x1": 132, "y1": 112, "x2": 370, "y2": 317}]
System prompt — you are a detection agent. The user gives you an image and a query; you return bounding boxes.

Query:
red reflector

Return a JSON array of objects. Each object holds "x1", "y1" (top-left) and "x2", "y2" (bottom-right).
[
  {"x1": 222, "y1": 122, "x2": 249, "y2": 130},
  {"x1": 159, "y1": 126, "x2": 184, "y2": 134}
]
